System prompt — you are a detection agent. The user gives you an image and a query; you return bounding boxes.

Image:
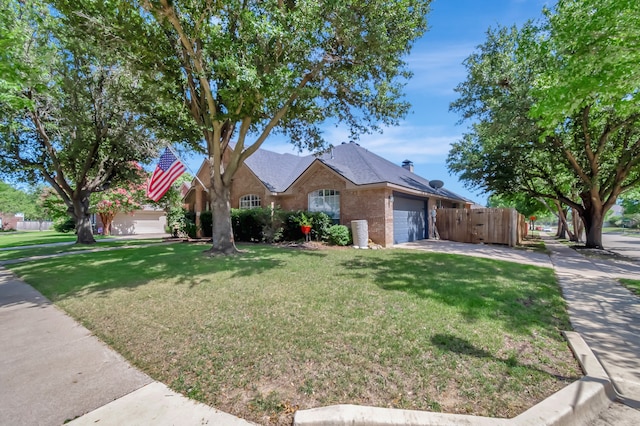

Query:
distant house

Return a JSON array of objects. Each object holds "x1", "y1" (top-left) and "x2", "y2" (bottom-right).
[
  {"x1": 609, "y1": 204, "x2": 623, "y2": 217},
  {"x1": 0, "y1": 213, "x2": 19, "y2": 231},
  {"x1": 184, "y1": 142, "x2": 470, "y2": 247}
]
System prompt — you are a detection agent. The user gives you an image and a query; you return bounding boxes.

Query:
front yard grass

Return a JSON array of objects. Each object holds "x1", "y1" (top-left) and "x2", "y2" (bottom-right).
[
  {"x1": 0, "y1": 239, "x2": 164, "y2": 262},
  {"x1": 620, "y1": 279, "x2": 640, "y2": 296},
  {"x1": 7, "y1": 243, "x2": 581, "y2": 425},
  {"x1": 0, "y1": 230, "x2": 80, "y2": 248}
]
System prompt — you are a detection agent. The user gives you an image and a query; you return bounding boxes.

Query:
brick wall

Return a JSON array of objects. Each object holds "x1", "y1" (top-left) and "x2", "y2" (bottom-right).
[
  {"x1": 277, "y1": 163, "x2": 346, "y2": 211},
  {"x1": 229, "y1": 165, "x2": 275, "y2": 209},
  {"x1": 342, "y1": 188, "x2": 391, "y2": 247},
  {"x1": 207, "y1": 160, "x2": 398, "y2": 246}
]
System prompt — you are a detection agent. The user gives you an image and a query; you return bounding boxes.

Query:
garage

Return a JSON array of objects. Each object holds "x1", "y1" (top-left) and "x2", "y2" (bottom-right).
[
  {"x1": 109, "y1": 210, "x2": 167, "y2": 235},
  {"x1": 393, "y1": 196, "x2": 427, "y2": 244}
]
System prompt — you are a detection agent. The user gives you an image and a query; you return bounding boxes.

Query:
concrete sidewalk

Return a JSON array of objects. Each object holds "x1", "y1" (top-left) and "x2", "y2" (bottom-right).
[
  {"x1": 543, "y1": 237, "x2": 640, "y2": 407},
  {"x1": 0, "y1": 266, "x2": 254, "y2": 426}
]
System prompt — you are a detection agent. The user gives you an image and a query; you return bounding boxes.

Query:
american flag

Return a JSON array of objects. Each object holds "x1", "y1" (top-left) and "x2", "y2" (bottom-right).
[{"x1": 146, "y1": 147, "x2": 186, "y2": 202}]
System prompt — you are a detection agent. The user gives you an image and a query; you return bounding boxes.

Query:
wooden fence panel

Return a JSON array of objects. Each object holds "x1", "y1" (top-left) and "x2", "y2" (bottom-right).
[{"x1": 436, "y1": 208, "x2": 525, "y2": 246}]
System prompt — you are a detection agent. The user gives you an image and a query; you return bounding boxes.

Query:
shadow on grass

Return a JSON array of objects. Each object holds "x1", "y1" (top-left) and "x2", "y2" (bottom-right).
[
  {"x1": 339, "y1": 250, "x2": 571, "y2": 338},
  {"x1": 432, "y1": 333, "x2": 578, "y2": 382},
  {"x1": 6, "y1": 243, "x2": 328, "y2": 302}
]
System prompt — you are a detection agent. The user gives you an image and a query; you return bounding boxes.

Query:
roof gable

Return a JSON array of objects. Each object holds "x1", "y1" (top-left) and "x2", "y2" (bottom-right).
[{"x1": 316, "y1": 143, "x2": 466, "y2": 201}]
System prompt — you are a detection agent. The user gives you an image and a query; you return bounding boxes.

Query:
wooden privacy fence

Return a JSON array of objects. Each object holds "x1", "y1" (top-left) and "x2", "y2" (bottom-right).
[{"x1": 436, "y1": 208, "x2": 526, "y2": 247}]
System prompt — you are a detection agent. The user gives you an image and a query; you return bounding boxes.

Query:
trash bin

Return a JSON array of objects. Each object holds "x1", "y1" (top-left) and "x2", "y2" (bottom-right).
[{"x1": 351, "y1": 220, "x2": 368, "y2": 249}]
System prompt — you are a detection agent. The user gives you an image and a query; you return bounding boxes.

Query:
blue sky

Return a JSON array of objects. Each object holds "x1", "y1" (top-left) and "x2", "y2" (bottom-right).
[{"x1": 183, "y1": 0, "x2": 550, "y2": 206}]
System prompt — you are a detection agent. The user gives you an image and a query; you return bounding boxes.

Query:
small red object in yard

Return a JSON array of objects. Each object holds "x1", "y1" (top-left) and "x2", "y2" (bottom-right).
[
  {"x1": 530, "y1": 215, "x2": 537, "y2": 221},
  {"x1": 301, "y1": 225, "x2": 312, "y2": 235}
]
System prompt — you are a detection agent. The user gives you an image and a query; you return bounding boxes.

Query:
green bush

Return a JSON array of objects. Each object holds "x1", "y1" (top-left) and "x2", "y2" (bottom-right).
[
  {"x1": 261, "y1": 208, "x2": 286, "y2": 243},
  {"x1": 53, "y1": 216, "x2": 75, "y2": 233},
  {"x1": 165, "y1": 208, "x2": 199, "y2": 238},
  {"x1": 231, "y1": 208, "x2": 271, "y2": 242},
  {"x1": 282, "y1": 211, "x2": 332, "y2": 241},
  {"x1": 199, "y1": 211, "x2": 213, "y2": 237},
  {"x1": 183, "y1": 211, "x2": 198, "y2": 238},
  {"x1": 166, "y1": 207, "x2": 187, "y2": 237},
  {"x1": 309, "y1": 212, "x2": 332, "y2": 241},
  {"x1": 327, "y1": 224, "x2": 351, "y2": 246}
]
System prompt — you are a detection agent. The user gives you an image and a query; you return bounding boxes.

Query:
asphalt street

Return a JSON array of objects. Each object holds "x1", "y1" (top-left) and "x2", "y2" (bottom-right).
[{"x1": 602, "y1": 232, "x2": 640, "y2": 261}]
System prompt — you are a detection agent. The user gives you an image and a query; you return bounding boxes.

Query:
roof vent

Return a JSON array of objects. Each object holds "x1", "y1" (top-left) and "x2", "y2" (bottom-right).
[{"x1": 401, "y1": 160, "x2": 414, "y2": 173}]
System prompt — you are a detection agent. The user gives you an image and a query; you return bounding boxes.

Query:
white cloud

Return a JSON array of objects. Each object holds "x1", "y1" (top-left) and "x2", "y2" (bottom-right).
[{"x1": 405, "y1": 43, "x2": 476, "y2": 95}]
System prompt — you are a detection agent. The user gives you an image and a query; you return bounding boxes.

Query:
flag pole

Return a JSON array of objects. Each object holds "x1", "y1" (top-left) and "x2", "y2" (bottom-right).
[{"x1": 166, "y1": 145, "x2": 209, "y2": 192}]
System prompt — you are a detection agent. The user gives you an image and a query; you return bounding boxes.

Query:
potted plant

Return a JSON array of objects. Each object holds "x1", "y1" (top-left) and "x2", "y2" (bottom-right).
[{"x1": 296, "y1": 212, "x2": 312, "y2": 236}]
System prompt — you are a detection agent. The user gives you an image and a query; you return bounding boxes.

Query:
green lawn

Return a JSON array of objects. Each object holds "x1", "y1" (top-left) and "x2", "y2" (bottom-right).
[
  {"x1": 0, "y1": 230, "x2": 81, "y2": 248},
  {"x1": 620, "y1": 279, "x2": 640, "y2": 296},
  {"x1": 7, "y1": 243, "x2": 580, "y2": 425},
  {"x1": 0, "y1": 239, "x2": 166, "y2": 262}
]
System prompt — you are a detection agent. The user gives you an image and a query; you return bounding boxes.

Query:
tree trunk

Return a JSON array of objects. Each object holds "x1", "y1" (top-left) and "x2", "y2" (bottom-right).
[
  {"x1": 572, "y1": 208, "x2": 585, "y2": 242},
  {"x1": 555, "y1": 201, "x2": 576, "y2": 241},
  {"x1": 581, "y1": 205, "x2": 605, "y2": 249},
  {"x1": 99, "y1": 212, "x2": 115, "y2": 236},
  {"x1": 207, "y1": 182, "x2": 238, "y2": 255},
  {"x1": 73, "y1": 192, "x2": 96, "y2": 244},
  {"x1": 556, "y1": 217, "x2": 566, "y2": 239}
]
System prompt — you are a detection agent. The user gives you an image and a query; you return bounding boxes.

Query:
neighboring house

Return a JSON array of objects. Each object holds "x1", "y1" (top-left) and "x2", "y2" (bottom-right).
[
  {"x1": 184, "y1": 142, "x2": 471, "y2": 247},
  {"x1": 0, "y1": 213, "x2": 20, "y2": 231},
  {"x1": 96, "y1": 206, "x2": 167, "y2": 235},
  {"x1": 609, "y1": 204, "x2": 623, "y2": 217}
]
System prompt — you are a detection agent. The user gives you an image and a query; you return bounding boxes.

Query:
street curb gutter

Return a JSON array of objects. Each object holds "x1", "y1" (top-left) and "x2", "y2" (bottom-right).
[{"x1": 294, "y1": 332, "x2": 615, "y2": 426}]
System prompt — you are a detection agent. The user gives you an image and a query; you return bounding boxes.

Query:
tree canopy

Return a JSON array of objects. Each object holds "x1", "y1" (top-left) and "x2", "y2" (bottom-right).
[
  {"x1": 448, "y1": 0, "x2": 640, "y2": 249},
  {"x1": 55, "y1": 0, "x2": 431, "y2": 253},
  {"x1": 0, "y1": 0, "x2": 161, "y2": 243},
  {"x1": 0, "y1": 182, "x2": 46, "y2": 220}
]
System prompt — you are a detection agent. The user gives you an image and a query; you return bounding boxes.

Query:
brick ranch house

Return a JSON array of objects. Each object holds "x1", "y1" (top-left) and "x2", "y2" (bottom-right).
[{"x1": 184, "y1": 142, "x2": 471, "y2": 247}]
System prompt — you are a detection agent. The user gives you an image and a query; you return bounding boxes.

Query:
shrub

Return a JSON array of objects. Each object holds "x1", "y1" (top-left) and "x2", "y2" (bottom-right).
[
  {"x1": 199, "y1": 211, "x2": 213, "y2": 237},
  {"x1": 231, "y1": 208, "x2": 271, "y2": 242},
  {"x1": 53, "y1": 216, "x2": 75, "y2": 233},
  {"x1": 166, "y1": 207, "x2": 187, "y2": 237},
  {"x1": 327, "y1": 224, "x2": 351, "y2": 246},
  {"x1": 282, "y1": 211, "x2": 333, "y2": 242},
  {"x1": 183, "y1": 211, "x2": 198, "y2": 238},
  {"x1": 165, "y1": 208, "x2": 199, "y2": 238},
  {"x1": 261, "y1": 208, "x2": 286, "y2": 243},
  {"x1": 308, "y1": 212, "x2": 332, "y2": 241}
]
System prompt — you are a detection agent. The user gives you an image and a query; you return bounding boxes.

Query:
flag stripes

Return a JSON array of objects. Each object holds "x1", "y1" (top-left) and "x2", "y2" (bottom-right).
[{"x1": 147, "y1": 147, "x2": 186, "y2": 202}]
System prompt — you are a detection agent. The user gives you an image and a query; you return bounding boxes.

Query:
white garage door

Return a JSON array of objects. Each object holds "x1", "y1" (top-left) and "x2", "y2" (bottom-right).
[
  {"x1": 111, "y1": 211, "x2": 167, "y2": 235},
  {"x1": 393, "y1": 197, "x2": 427, "y2": 244}
]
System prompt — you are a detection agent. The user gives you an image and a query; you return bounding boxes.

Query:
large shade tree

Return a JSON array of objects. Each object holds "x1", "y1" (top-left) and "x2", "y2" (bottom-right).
[
  {"x1": 0, "y1": 0, "x2": 159, "y2": 244},
  {"x1": 448, "y1": 0, "x2": 640, "y2": 249},
  {"x1": 56, "y1": 0, "x2": 432, "y2": 254}
]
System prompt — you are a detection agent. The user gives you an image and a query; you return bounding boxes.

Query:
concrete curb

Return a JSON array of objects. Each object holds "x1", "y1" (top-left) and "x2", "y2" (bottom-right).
[
  {"x1": 67, "y1": 382, "x2": 257, "y2": 426},
  {"x1": 294, "y1": 332, "x2": 615, "y2": 426}
]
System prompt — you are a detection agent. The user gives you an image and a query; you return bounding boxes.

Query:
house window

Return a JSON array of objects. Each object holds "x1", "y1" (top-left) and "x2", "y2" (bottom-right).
[
  {"x1": 239, "y1": 194, "x2": 261, "y2": 209},
  {"x1": 308, "y1": 189, "x2": 340, "y2": 220}
]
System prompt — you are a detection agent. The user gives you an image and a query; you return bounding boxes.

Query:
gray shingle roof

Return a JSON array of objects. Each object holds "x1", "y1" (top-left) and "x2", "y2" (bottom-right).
[
  {"x1": 244, "y1": 142, "x2": 467, "y2": 201},
  {"x1": 244, "y1": 149, "x2": 313, "y2": 192}
]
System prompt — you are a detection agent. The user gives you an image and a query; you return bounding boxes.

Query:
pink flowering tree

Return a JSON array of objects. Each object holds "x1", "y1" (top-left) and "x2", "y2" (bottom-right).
[{"x1": 90, "y1": 165, "x2": 147, "y2": 236}]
